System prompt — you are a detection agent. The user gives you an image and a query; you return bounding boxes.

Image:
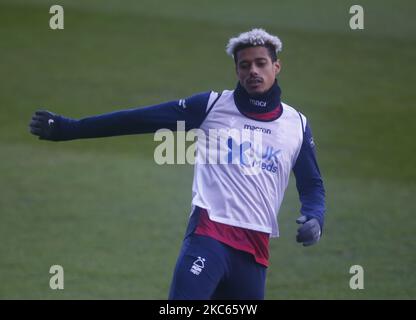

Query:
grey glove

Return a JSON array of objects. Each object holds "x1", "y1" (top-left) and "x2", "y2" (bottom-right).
[
  {"x1": 29, "y1": 110, "x2": 60, "y2": 141},
  {"x1": 296, "y1": 215, "x2": 321, "y2": 246}
]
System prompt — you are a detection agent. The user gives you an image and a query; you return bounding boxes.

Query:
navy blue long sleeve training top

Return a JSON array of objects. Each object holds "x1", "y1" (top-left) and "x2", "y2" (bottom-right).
[{"x1": 54, "y1": 91, "x2": 325, "y2": 229}]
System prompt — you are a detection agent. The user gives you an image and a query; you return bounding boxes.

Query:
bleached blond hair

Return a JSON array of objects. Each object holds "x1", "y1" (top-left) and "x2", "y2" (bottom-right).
[{"x1": 226, "y1": 28, "x2": 282, "y2": 58}]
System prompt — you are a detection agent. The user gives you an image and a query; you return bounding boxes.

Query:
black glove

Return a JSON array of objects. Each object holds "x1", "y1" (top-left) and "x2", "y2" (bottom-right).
[
  {"x1": 29, "y1": 110, "x2": 61, "y2": 141},
  {"x1": 296, "y1": 215, "x2": 321, "y2": 246}
]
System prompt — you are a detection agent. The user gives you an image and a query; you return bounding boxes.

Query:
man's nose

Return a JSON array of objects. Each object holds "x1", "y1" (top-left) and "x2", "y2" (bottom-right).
[{"x1": 249, "y1": 64, "x2": 259, "y2": 76}]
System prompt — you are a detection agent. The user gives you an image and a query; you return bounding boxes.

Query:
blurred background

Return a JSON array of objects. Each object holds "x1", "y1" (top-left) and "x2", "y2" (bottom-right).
[{"x1": 0, "y1": 0, "x2": 415, "y2": 299}]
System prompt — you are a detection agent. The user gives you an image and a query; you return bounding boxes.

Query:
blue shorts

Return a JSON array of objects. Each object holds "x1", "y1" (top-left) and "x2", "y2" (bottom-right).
[{"x1": 168, "y1": 230, "x2": 267, "y2": 300}]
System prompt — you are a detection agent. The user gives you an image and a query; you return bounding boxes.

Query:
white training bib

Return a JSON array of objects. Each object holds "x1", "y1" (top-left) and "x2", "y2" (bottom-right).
[{"x1": 191, "y1": 90, "x2": 306, "y2": 237}]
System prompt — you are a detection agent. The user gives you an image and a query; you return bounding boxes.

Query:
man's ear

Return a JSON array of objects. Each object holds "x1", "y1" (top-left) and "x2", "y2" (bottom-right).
[{"x1": 274, "y1": 59, "x2": 281, "y2": 76}]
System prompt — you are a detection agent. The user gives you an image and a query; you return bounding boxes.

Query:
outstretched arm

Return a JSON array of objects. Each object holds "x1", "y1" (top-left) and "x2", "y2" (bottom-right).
[
  {"x1": 29, "y1": 92, "x2": 215, "y2": 141},
  {"x1": 293, "y1": 122, "x2": 326, "y2": 246}
]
